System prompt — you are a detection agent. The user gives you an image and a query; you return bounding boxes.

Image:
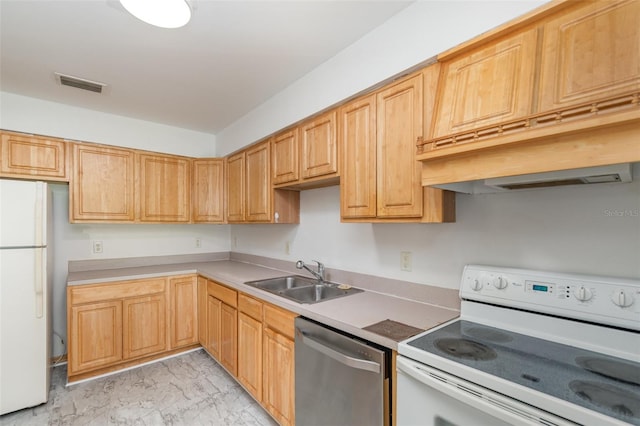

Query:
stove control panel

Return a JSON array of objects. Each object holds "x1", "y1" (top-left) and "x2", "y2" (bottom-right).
[{"x1": 461, "y1": 265, "x2": 640, "y2": 331}]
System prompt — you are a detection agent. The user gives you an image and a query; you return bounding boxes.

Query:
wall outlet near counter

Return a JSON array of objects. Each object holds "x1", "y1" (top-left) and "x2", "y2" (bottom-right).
[
  {"x1": 400, "y1": 251, "x2": 412, "y2": 272},
  {"x1": 92, "y1": 240, "x2": 103, "y2": 254},
  {"x1": 285, "y1": 241, "x2": 291, "y2": 255},
  {"x1": 195, "y1": 237, "x2": 202, "y2": 248}
]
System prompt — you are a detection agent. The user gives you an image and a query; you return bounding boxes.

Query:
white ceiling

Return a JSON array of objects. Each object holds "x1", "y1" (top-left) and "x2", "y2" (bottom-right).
[{"x1": 0, "y1": 0, "x2": 411, "y2": 134}]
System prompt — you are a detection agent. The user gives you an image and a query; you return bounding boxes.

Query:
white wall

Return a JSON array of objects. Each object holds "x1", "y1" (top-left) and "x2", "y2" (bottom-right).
[
  {"x1": 215, "y1": 0, "x2": 546, "y2": 155},
  {"x1": 0, "y1": 97, "x2": 226, "y2": 357},
  {"x1": 0, "y1": 92, "x2": 216, "y2": 157},
  {"x1": 231, "y1": 180, "x2": 640, "y2": 289}
]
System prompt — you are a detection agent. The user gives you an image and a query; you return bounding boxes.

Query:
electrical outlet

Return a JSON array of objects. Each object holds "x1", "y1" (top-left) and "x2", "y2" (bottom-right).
[
  {"x1": 400, "y1": 251, "x2": 412, "y2": 272},
  {"x1": 92, "y1": 240, "x2": 103, "y2": 254},
  {"x1": 285, "y1": 241, "x2": 291, "y2": 255},
  {"x1": 233, "y1": 236, "x2": 238, "y2": 249},
  {"x1": 195, "y1": 237, "x2": 202, "y2": 248}
]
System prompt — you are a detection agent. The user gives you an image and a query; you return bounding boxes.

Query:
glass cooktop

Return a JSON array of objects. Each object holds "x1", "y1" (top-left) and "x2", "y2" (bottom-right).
[{"x1": 407, "y1": 320, "x2": 640, "y2": 425}]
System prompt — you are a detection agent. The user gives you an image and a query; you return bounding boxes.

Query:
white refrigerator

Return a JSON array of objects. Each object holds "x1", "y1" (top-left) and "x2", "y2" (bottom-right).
[{"x1": 0, "y1": 179, "x2": 52, "y2": 415}]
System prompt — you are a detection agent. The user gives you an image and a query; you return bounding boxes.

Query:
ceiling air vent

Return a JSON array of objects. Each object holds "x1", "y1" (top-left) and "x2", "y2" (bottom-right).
[{"x1": 55, "y1": 72, "x2": 107, "y2": 94}]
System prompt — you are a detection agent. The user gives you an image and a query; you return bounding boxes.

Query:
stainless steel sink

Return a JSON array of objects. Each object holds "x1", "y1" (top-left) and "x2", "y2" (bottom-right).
[{"x1": 244, "y1": 275, "x2": 363, "y2": 304}]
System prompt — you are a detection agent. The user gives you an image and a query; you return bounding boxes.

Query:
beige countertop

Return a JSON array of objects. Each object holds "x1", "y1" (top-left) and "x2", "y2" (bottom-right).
[{"x1": 67, "y1": 258, "x2": 460, "y2": 350}]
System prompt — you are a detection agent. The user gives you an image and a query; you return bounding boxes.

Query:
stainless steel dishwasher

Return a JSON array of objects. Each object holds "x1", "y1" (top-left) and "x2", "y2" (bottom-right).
[{"x1": 295, "y1": 317, "x2": 391, "y2": 426}]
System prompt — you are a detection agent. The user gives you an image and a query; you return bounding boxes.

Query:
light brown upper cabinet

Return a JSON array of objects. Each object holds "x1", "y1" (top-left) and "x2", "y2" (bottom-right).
[
  {"x1": 226, "y1": 151, "x2": 245, "y2": 222},
  {"x1": 300, "y1": 110, "x2": 338, "y2": 181},
  {"x1": 417, "y1": 0, "x2": 640, "y2": 185},
  {"x1": 537, "y1": 0, "x2": 640, "y2": 113},
  {"x1": 0, "y1": 131, "x2": 68, "y2": 181},
  {"x1": 340, "y1": 70, "x2": 455, "y2": 222},
  {"x1": 339, "y1": 93, "x2": 377, "y2": 219},
  {"x1": 227, "y1": 141, "x2": 299, "y2": 224},
  {"x1": 245, "y1": 141, "x2": 272, "y2": 222},
  {"x1": 192, "y1": 159, "x2": 225, "y2": 223},
  {"x1": 272, "y1": 129, "x2": 299, "y2": 185},
  {"x1": 137, "y1": 152, "x2": 191, "y2": 223},
  {"x1": 70, "y1": 143, "x2": 136, "y2": 223},
  {"x1": 430, "y1": 27, "x2": 538, "y2": 140}
]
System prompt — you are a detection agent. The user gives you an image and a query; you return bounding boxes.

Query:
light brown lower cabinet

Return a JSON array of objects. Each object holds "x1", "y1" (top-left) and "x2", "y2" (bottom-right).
[
  {"x1": 67, "y1": 275, "x2": 199, "y2": 382},
  {"x1": 263, "y1": 327, "x2": 295, "y2": 426},
  {"x1": 237, "y1": 295, "x2": 264, "y2": 401},
  {"x1": 204, "y1": 279, "x2": 238, "y2": 376},
  {"x1": 199, "y1": 283, "x2": 297, "y2": 426}
]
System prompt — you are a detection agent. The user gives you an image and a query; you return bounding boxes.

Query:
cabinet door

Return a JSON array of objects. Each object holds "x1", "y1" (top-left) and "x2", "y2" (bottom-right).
[
  {"x1": 300, "y1": 110, "x2": 338, "y2": 180},
  {"x1": 0, "y1": 132, "x2": 67, "y2": 180},
  {"x1": 238, "y1": 311, "x2": 262, "y2": 401},
  {"x1": 263, "y1": 328, "x2": 295, "y2": 426},
  {"x1": 70, "y1": 143, "x2": 136, "y2": 222},
  {"x1": 538, "y1": 0, "x2": 640, "y2": 112},
  {"x1": 138, "y1": 153, "x2": 191, "y2": 222},
  {"x1": 432, "y1": 28, "x2": 537, "y2": 138},
  {"x1": 272, "y1": 130, "x2": 299, "y2": 185},
  {"x1": 206, "y1": 294, "x2": 222, "y2": 359},
  {"x1": 192, "y1": 159, "x2": 225, "y2": 223},
  {"x1": 69, "y1": 301, "x2": 122, "y2": 374},
  {"x1": 220, "y1": 303, "x2": 238, "y2": 376},
  {"x1": 245, "y1": 142, "x2": 271, "y2": 222},
  {"x1": 376, "y1": 74, "x2": 424, "y2": 218},
  {"x1": 170, "y1": 276, "x2": 198, "y2": 349},
  {"x1": 339, "y1": 94, "x2": 377, "y2": 219},
  {"x1": 226, "y1": 152, "x2": 245, "y2": 222},
  {"x1": 123, "y1": 294, "x2": 167, "y2": 359}
]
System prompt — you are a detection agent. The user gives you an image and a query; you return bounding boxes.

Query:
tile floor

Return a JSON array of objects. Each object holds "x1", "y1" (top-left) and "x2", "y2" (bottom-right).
[{"x1": 0, "y1": 349, "x2": 277, "y2": 426}]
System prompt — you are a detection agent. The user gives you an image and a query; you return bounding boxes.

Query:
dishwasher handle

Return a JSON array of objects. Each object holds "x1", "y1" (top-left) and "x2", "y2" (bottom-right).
[{"x1": 299, "y1": 332, "x2": 381, "y2": 374}]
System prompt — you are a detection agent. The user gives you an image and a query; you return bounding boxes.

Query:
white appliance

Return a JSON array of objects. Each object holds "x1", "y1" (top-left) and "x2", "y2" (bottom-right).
[
  {"x1": 397, "y1": 265, "x2": 640, "y2": 426},
  {"x1": 0, "y1": 179, "x2": 52, "y2": 415}
]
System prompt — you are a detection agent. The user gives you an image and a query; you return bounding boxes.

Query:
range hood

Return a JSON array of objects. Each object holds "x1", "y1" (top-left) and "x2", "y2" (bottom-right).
[{"x1": 433, "y1": 163, "x2": 634, "y2": 194}]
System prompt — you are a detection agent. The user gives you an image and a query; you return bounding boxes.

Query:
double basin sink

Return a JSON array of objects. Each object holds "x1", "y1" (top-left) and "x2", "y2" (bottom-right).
[{"x1": 245, "y1": 275, "x2": 363, "y2": 304}]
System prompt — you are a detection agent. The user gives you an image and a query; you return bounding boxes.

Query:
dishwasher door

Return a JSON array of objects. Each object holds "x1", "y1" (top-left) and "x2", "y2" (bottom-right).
[{"x1": 295, "y1": 317, "x2": 389, "y2": 426}]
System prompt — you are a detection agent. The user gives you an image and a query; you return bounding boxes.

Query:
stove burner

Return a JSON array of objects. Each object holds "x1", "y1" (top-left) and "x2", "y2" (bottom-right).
[
  {"x1": 434, "y1": 338, "x2": 497, "y2": 361},
  {"x1": 570, "y1": 380, "x2": 640, "y2": 421},
  {"x1": 576, "y1": 356, "x2": 640, "y2": 386},
  {"x1": 465, "y1": 326, "x2": 513, "y2": 343}
]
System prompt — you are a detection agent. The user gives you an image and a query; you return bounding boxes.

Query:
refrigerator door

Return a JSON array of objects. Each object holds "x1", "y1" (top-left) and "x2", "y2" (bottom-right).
[
  {"x1": 0, "y1": 179, "x2": 48, "y2": 247},
  {"x1": 0, "y1": 246, "x2": 50, "y2": 414}
]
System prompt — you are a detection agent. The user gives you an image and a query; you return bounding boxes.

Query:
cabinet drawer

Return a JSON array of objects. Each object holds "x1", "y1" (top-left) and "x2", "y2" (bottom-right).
[
  {"x1": 69, "y1": 278, "x2": 167, "y2": 305},
  {"x1": 207, "y1": 280, "x2": 237, "y2": 308},
  {"x1": 238, "y1": 293, "x2": 263, "y2": 320},
  {"x1": 263, "y1": 304, "x2": 297, "y2": 340}
]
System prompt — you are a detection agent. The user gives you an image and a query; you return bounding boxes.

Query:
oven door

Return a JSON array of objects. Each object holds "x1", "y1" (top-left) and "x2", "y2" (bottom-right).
[{"x1": 396, "y1": 356, "x2": 578, "y2": 426}]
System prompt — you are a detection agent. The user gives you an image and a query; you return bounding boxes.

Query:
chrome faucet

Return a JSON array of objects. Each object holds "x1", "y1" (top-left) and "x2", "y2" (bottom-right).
[{"x1": 296, "y1": 260, "x2": 325, "y2": 283}]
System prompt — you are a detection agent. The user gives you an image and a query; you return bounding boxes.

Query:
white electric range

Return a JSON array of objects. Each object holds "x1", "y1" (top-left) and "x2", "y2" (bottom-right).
[{"x1": 397, "y1": 265, "x2": 640, "y2": 426}]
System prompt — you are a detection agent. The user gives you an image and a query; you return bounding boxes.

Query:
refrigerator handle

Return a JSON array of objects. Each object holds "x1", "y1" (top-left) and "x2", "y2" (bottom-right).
[
  {"x1": 34, "y1": 249, "x2": 44, "y2": 318},
  {"x1": 34, "y1": 182, "x2": 45, "y2": 246}
]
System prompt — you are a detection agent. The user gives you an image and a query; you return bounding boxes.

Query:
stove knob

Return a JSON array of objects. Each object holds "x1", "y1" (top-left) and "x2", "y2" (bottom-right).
[
  {"x1": 470, "y1": 279, "x2": 483, "y2": 291},
  {"x1": 574, "y1": 285, "x2": 593, "y2": 302},
  {"x1": 611, "y1": 290, "x2": 634, "y2": 308},
  {"x1": 493, "y1": 276, "x2": 508, "y2": 290}
]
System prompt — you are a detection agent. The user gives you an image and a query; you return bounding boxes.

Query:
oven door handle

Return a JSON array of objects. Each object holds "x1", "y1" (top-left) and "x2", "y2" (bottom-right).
[{"x1": 396, "y1": 356, "x2": 578, "y2": 426}]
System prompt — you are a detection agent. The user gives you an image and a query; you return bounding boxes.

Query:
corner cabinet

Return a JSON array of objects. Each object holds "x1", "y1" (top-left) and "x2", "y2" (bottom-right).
[
  {"x1": 204, "y1": 279, "x2": 238, "y2": 376},
  {"x1": 70, "y1": 143, "x2": 136, "y2": 223},
  {"x1": 169, "y1": 275, "x2": 198, "y2": 349},
  {"x1": 137, "y1": 153, "x2": 191, "y2": 223},
  {"x1": 192, "y1": 159, "x2": 225, "y2": 223},
  {"x1": 0, "y1": 131, "x2": 68, "y2": 181},
  {"x1": 340, "y1": 71, "x2": 455, "y2": 223}
]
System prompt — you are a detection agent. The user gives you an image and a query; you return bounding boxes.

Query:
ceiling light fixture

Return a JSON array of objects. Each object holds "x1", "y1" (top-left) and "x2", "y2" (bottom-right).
[{"x1": 120, "y1": 0, "x2": 191, "y2": 29}]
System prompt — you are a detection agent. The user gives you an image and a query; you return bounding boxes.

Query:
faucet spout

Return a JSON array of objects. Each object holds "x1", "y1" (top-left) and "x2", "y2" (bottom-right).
[{"x1": 296, "y1": 260, "x2": 325, "y2": 283}]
